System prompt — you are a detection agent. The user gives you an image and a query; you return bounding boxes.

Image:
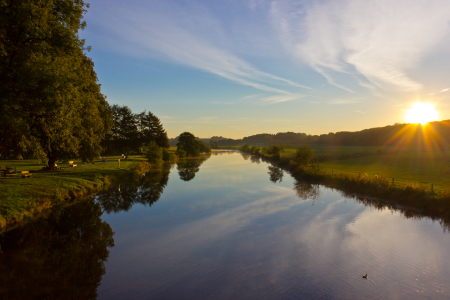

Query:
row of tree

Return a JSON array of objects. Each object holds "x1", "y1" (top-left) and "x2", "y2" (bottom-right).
[
  {"x1": 102, "y1": 105, "x2": 170, "y2": 155},
  {"x1": 0, "y1": 1, "x2": 174, "y2": 168}
]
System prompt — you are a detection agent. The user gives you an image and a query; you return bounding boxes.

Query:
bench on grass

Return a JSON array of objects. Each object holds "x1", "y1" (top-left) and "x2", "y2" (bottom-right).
[
  {"x1": 69, "y1": 161, "x2": 77, "y2": 167},
  {"x1": 21, "y1": 171, "x2": 32, "y2": 178},
  {"x1": 5, "y1": 167, "x2": 17, "y2": 177}
]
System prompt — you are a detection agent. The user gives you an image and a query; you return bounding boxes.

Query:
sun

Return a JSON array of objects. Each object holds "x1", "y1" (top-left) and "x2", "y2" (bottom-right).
[{"x1": 405, "y1": 102, "x2": 438, "y2": 125}]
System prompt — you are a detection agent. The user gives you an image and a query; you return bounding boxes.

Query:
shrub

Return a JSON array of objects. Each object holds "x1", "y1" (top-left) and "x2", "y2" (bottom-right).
[
  {"x1": 294, "y1": 145, "x2": 314, "y2": 166},
  {"x1": 162, "y1": 149, "x2": 178, "y2": 162},
  {"x1": 145, "y1": 141, "x2": 163, "y2": 164},
  {"x1": 240, "y1": 144, "x2": 250, "y2": 153},
  {"x1": 197, "y1": 140, "x2": 211, "y2": 153},
  {"x1": 176, "y1": 148, "x2": 186, "y2": 158}
]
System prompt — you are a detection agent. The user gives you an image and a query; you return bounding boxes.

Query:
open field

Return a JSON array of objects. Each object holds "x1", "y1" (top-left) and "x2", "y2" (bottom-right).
[
  {"x1": 235, "y1": 144, "x2": 449, "y2": 192},
  {"x1": 279, "y1": 146, "x2": 450, "y2": 192},
  {"x1": 0, "y1": 155, "x2": 147, "y2": 229},
  {"x1": 281, "y1": 145, "x2": 386, "y2": 157},
  {"x1": 318, "y1": 151, "x2": 450, "y2": 192}
]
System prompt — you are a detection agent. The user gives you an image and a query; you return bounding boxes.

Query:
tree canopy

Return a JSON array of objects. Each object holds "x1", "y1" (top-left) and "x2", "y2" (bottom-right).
[
  {"x1": 102, "y1": 105, "x2": 169, "y2": 154},
  {"x1": 0, "y1": 0, "x2": 112, "y2": 167},
  {"x1": 176, "y1": 132, "x2": 200, "y2": 157},
  {"x1": 176, "y1": 132, "x2": 211, "y2": 157}
]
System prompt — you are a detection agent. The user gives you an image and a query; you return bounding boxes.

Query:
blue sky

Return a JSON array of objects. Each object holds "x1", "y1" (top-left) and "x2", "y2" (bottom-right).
[{"x1": 80, "y1": 0, "x2": 450, "y2": 138}]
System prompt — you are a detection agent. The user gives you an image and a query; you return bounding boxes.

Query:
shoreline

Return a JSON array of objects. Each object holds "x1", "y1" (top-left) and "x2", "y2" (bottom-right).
[
  {"x1": 252, "y1": 152, "x2": 450, "y2": 229},
  {"x1": 0, "y1": 156, "x2": 149, "y2": 232}
]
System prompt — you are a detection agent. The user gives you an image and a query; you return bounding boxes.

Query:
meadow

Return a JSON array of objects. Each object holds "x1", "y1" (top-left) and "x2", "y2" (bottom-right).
[{"x1": 279, "y1": 145, "x2": 450, "y2": 192}]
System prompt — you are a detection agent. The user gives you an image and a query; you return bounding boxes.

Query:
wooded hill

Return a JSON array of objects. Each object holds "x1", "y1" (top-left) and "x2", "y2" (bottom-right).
[{"x1": 215, "y1": 120, "x2": 450, "y2": 148}]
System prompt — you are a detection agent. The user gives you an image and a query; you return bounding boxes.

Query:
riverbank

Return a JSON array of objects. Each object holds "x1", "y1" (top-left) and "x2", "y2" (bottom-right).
[
  {"x1": 0, "y1": 156, "x2": 148, "y2": 231},
  {"x1": 229, "y1": 145, "x2": 450, "y2": 191},
  {"x1": 254, "y1": 152, "x2": 450, "y2": 223}
]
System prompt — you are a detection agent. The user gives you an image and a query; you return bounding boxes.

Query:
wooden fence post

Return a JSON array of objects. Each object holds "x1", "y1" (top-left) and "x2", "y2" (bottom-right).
[{"x1": 118, "y1": 159, "x2": 120, "y2": 169}]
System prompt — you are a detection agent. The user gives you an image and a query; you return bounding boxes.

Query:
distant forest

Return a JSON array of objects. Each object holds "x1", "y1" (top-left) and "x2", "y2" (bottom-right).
[{"x1": 212, "y1": 120, "x2": 450, "y2": 148}]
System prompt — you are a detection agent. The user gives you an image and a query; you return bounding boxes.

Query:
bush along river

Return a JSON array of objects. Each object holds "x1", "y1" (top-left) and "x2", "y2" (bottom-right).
[{"x1": 1, "y1": 150, "x2": 449, "y2": 299}]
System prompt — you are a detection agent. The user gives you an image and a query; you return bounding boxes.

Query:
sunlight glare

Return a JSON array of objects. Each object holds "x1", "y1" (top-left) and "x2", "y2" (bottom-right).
[{"x1": 405, "y1": 102, "x2": 438, "y2": 125}]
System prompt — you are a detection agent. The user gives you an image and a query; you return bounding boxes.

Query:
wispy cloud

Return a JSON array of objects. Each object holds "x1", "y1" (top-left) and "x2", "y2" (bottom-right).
[
  {"x1": 241, "y1": 94, "x2": 261, "y2": 100},
  {"x1": 441, "y1": 88, "x2": 449, "y2": 92},
  {"x1": 260, "y1": 94, "x2": 305, "y2": 104},
  {"x1": 94, "y1": 1, "x2": 310, "y2": 95},
  {"x1": 271, "y1": 0, "x2": 450, "y2": 93},
  {"x1": 329, "y1": 98, "x2": 363, "y2": 105}
]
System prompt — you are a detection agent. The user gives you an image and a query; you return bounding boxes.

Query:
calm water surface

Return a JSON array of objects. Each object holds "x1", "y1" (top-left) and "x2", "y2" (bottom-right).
[{"x1": 1, "y1": 151, "x2": 450, "y2": 299}]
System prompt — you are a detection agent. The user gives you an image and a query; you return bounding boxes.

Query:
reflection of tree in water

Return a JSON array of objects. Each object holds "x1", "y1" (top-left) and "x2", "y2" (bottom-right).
[
  {"x1": 97, "y1": 168, "x2": 170, "y2": 214},
  {"x1": 241, "y1": 154, "x2": 251, "y2": 160},
  {"x1": 177, "y1": 161, "x2": 202, "y2": 182},
  {"x1": 338, "y1": 189, "x2": 450, "y2": 231},
  {"x1": 0, "y1": 198, "x2": 114, "y2": 299},
  {"x1": 268, "y1": 166, "x2": 284, "y2": 183},
  {"x1": 250, "y1": 155, "x2": 261, "y2": 164},
  {"x1": 294, "y1": 181, "x2": 321, "y2": 202}
]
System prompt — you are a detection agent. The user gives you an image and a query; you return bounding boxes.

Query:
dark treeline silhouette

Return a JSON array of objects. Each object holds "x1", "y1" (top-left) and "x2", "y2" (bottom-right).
[
  {"x1": 101, "y1": 105, "x2": 170, "y2": 155},
  {"x1": 217, "y1": 120, "x2": 450, "y2": 148},
  {"x1": 0, "y1": 198, "x2": 114, "y2": 299}
]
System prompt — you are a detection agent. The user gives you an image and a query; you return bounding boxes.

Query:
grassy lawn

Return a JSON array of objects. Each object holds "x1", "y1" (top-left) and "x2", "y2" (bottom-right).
[{"x1": 0, "y1": 155, "x2": 147, "y2": 229}]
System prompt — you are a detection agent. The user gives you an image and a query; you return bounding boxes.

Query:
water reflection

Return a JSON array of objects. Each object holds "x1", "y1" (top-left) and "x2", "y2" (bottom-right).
[
  {"x1": 96, "y1": 167, "x2": 171, "y2": 214},
  {"x1": 0, "y1": 198, "x2": 114, "y2": 299},
  {"x1": 293, "y1": 181, "x2": 321, "y2": 202},
  {"x1": 267, "y1": 166, "x2": 284, "y2": 183},
  {"x1": 241, "y1": 154, "x2": 251, "y2": 160},
  {"x1": 338, "y1": 188, "x2": 450, "y2": 232},
  {"x1": 177, "y1": 158, "x2": 208, "y2": 182},
  {"x1": 250, "y1": 155, "x2": 261, "y2": 164}
]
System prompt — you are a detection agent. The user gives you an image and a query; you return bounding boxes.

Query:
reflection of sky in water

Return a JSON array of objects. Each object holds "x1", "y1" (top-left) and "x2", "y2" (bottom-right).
[{"x1": 99, "y1": 152, "x2": 450, "y2": 299}]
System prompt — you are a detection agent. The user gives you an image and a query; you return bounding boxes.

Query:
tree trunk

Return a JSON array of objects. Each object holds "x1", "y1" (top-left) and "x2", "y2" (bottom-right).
[{"x1": 47, "y1": 156, "x2": 57, "y2": 169}]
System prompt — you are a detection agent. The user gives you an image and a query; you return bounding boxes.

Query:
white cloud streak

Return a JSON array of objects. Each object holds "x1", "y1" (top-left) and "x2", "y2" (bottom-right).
[
  {"x1": 93, "y1": 1, "x2": 310, "y2": 95},
  {"x1": 271, "y1": 0, "x2": 450, "y2": 93}
]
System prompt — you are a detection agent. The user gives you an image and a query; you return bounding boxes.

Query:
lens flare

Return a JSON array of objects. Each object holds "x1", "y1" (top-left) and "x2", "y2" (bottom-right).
[{"x1": 405, "y1": 102, "x2": 438, "y2": 125}]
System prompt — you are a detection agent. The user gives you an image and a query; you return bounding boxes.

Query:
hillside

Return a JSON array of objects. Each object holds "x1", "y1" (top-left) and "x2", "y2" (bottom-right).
[{"x1": 216, "y1": 120, "x2": 450, "y2": 148}]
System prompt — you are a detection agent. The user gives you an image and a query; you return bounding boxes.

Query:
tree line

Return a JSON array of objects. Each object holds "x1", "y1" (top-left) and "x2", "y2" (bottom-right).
[
  {"x1": 0, "y1": 1, "x2": 176, "y2": 168},
  {"x1": 217, "y1": 120, "x2": 450, "y2": 148},
  {"x1": 102, "y1": 105, "x2": 170, "y2": 155}
]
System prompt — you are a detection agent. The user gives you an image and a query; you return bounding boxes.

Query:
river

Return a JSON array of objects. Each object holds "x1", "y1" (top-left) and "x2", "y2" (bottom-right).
[{"x1": 1, "y1": 150, "x2": 449, "y2": 299}]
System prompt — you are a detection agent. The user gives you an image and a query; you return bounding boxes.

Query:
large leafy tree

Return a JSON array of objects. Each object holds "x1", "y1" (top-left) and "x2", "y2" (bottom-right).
[
  {"x1": 0, "y1": 0, "x2": 112, "y2": 167},
  {"x1": 176, "y1": 132, "x2": 200, "y2": 157}
]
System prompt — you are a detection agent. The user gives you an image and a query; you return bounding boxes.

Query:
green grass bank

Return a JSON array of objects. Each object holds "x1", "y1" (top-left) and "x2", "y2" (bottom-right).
[
  {"x1": 252, "y1": 149, "x2": 450, "y2": 227},
  {"x1": 0, "y1": 155, "x2": 148, "y2": 231},
  {"x1": 279, "y1": 146, "x2": 450, "y2": 192}
]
